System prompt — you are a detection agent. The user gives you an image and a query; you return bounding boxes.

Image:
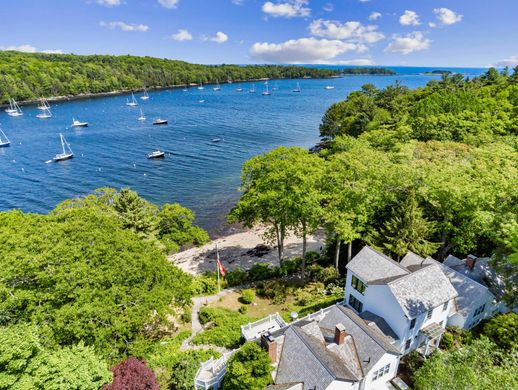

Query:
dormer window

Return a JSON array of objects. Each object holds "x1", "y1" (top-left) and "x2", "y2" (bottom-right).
[
  {"x1": 442, "y1": 301, "x2": 449, "y2": 311},
  {"x1": 351, "y1": 275, "x2": 366, "y2": 294},
  {"x1": 410, "y1": 318, "x2": 416, "y2": 329},
  {"x1": 426, "y1": 308, "x2": 433, "y2": 320}
]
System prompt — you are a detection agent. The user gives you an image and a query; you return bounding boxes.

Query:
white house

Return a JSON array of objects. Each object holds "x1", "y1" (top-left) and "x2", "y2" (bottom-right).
[
  {"x1": 267, "y1": 304, "x2": 402, "y2": 390},
  {"x1": 344, "y1": 247, "x2": 458, "y2": 356},
  {"x1": 400, "y1": 253, "x2": 501, "y2": 330}
]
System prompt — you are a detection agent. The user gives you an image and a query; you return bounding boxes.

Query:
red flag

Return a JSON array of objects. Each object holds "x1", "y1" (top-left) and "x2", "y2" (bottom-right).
[{"x1": 217, "y1": 250, "x2": 226, "y2": 277}]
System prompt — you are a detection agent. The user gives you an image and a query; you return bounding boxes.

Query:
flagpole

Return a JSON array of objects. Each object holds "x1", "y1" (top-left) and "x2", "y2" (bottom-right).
[{"x1": 216, "y1": 243, "x2": 220, "y2": 293}]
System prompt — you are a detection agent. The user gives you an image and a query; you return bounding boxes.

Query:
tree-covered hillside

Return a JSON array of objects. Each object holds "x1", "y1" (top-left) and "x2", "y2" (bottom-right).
[{"x1": 0, "y1": 51, "x2": 340, "y2": 104}]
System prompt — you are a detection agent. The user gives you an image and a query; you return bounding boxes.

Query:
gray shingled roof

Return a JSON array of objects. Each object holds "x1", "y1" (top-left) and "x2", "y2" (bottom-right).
[
  {"x1": 359, "y1": 311, "x2": 399, "y2": 344},
  {"x1": 265, "y1": 383, "x2": 303, "y2": 390},
  {"x1": 401, "y1": 253, "x2": 492, "y2": 317},
  {"x1": 346, "y1": 246, "x2": 409, "y2": 284},
  {"x1": 274, "y1": 304, "x2": 400, "y2": 389},
  {"x1": 387, "y1": 264, "x2": 458, "y2": 318}
]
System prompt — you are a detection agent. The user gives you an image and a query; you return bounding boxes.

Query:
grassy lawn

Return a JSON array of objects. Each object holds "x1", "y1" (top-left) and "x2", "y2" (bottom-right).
[{"x1": 211, "y1": 291, "x2": 296, "y2": 318}]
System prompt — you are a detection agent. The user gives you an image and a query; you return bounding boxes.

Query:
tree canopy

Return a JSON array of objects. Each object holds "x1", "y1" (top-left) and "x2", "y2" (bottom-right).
[{"x1": 222, "y1": 342, "x2": 272, "y2": 390}]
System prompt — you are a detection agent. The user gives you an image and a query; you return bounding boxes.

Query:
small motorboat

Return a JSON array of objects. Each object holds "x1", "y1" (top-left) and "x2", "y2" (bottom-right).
[
  {"x1": 211, "y1": 138, "x2": 221, "y2": 143},
  {"x1": 324, "y1": 85, "x2": 335, "y2": 90},
  {"x1": 199, "y1": 99, "x2": 205, "y2": 103},
  {"x1": 71, "y1": 118, "x2": 88, "y2": 127},
  {"x1": 148, "y1": 150, "x2": 165, "y2": 159},
  {"x1": 153, "y1": 118, "x2": 168, "y2": 125},
  {"x1": 249, "y1": 85, "x2": 256, "y2": 93},
  {"x1": 235, "y1": 85, "x2": 243, "y2": 92}
]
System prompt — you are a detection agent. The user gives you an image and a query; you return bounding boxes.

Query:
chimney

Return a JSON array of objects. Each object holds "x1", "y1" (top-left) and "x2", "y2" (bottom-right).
[
  {"x1": 465, "y1": 254, "x2": 477, "y2": 270},
  {"x1": 334, "y1": 323, "x2": 347, "y2": 345},
  {"x1": 261, "y1": 332, "x2": 277, "y2": 361}
]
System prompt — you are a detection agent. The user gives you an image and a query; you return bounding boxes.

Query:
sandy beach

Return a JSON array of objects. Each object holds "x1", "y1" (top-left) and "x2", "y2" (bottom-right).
[{"x1": 169, "y1": 226, "x2": 326, "y2": 275}]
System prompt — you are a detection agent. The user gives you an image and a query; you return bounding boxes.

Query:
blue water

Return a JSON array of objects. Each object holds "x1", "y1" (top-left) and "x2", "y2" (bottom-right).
[{"x1": 0, "y1": 68, "x2": 487, "y2": 234}]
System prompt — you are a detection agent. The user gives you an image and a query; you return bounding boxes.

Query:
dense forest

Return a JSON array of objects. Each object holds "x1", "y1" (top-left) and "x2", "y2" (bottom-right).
[
  {"x1": 341, "y1": 67, "x2": 396, "y2": 75},
  {"x1": 0, "y1": 51, "x2": 341, "y2": 104},
  {"x1": 230, "y1": 67, "x2": 518, "y2": 305}
]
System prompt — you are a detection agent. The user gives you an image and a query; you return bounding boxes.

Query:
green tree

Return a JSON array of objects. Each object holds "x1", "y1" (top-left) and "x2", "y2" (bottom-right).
[
  {"x1": 369, "y1": 191, "x2": 439, "y2": 260},
  {"x1": 0, "y1": 324, "x2": 111, "y2": 390},
  {"x1": 113, "y1": 188, "x2": 157, "y2": 236},
  {"x1": 481, "y1": 313, "x2": 518, "y2": 351},
  {"x1": 222, "y1": 343, "x2": 272, "y2": 390},
  {"x1": 229, "y1": 147, "x2": 324, "y2": 263},
  {"x1": 413, "y1": 337, "x2": 518, "y2": 390}
]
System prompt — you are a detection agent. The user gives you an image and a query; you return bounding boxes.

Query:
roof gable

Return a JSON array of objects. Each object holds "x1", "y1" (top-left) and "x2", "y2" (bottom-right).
[{"x1": 346, "y1": 246, "x2": 409, "y2": 283}]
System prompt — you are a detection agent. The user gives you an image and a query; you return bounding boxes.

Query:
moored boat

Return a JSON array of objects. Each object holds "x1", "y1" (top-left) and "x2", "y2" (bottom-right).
[
  {"x1": 53, "y1": 133, "x2": 74, "y2": 162},
  {"x1": 148, "y1": 150, "x2": 165, "y2": 159},
  {"x1": 71, "y1": 118, "x2": 88, "y2": 127},
  {"x1": 0, "y1": 128, "x2": 10, "y2": 147},
  {"x1": 153, "y1": 118, "x2": 168, "y2": 125}
]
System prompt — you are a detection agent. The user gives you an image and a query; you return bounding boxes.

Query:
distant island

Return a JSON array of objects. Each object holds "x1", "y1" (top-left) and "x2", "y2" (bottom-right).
[
  {"x1": 0, "y1": 52, "x2": 344, "y2": 105},
  {"x1": 340, "y1": 67, "x2": 396, "y2": 75},
  {"x1": 424, "y1": 69, "x2": 453, "y2": 75}
]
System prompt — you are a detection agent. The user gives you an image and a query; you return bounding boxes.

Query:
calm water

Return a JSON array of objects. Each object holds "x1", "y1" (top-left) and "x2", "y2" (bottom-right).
[{"x1": 0, "y1": 67, "x2": 487, "y2": 234}]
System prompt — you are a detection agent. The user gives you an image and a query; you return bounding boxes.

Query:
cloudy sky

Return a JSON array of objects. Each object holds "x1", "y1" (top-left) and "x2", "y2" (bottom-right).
[{"x1": 1, "y1": 0, "x2": 516, "y2": 67}]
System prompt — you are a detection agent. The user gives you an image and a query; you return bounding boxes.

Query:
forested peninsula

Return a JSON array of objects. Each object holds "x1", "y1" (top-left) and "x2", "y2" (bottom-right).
[{"x1": 0, "y1": 51, "x2": 341, "y2": 104}]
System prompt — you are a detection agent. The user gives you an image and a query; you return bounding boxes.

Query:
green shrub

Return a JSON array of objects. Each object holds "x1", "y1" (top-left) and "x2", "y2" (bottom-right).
[
  {"x1": 297, "y1": 296, "x2": 342, "y2": 317},
  {"x1": 226, "y1": 267, "x2": 249, "y2": 287},
  {"x1": 308, "y1": 265, "x2": 338, "y2": 283},
  {"x1": 192, "y1": 274, "x2": 218, "y2": 296},
  {"x1": 305, "y1": 251, "x2": 321, "y2": 264},
  {"x1": 240, "y1": 289, "x2": 256, "y2": 304},
  {"x1": 481, "y1": 313, "x2": 518, "y2": 351},
  {"x1": 259, "y1": 280, "x2": 288, "y2": 304},
  {"x1": 193, "y1": 308, "x2": 254, "y2": 349},
  {"x1": 180, "y1": 309, "x2": 192, "y2": 324},
  {"x1": 222, "y1": 342, "x2": 272, "y2": 389},
  {"x1": 238, "y1": 305, "x2": 248, "y2": 314},
  {"x1": 439, "y1": 331, "x2": 455, "y2": 351},
  {"x1": 248, "y1": 263, "x2": 275, "y2": 281},
  {"x1": 295, "y1": 290, "x2": 314, "y2": 306},
  {"x1": 276, "y1": 258, "x2": 302, "y2": 277}
]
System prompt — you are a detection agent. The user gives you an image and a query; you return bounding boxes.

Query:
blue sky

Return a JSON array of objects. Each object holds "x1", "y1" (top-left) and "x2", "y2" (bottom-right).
[{"x1": 1, "y1": 0, "x2": 517, "y2": 67}]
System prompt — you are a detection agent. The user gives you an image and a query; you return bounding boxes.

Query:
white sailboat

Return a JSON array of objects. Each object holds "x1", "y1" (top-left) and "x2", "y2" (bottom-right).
[
  {"x1": 262, "y1": 81, "x2": 271, "y2": 96},
  {"x1": 272, "y1": 82, "x2": 279, "y2": 91},
  {"x1": 249, "y1": 84, "x2": 256, "y2": 93},
  {"x1": 138, "y1": 108, "x2": 146, "y2": 121},
  {"x1": 126, "y1": 92, "x2": 138, "y2": 106},
  {"x1": 5, "y1": 99, "x2": 17, "y2": 114},
  {"x1": 140, "y1": 88, "x2": 150, "y2": 100},
  {"x1": 235, "y1": 84, "x2": 243, "y2": 92},
  {"x1": 7, "y1": 99, "x2": 23, "y2": 116},
  {"x1": 293, "y1": 82, "x2": 301, "y2": 93},
  {"x1": 71, "y1": 118, "x2": 88, "y2": 127},
  {"x1": 36, "y1": 107, "x2": 52, "y2": 119},
  {"x1": 213, "y1": 80, "x2": 221, "y2": 91},
  {"x1": 197, "y1": 81, "x2": 204, "y2": 90},
  {"x1": 0, "y1": 128, "x2": 10, "y2": 147},
  {"x1": 53, "y1": 133, "x2": 74, "y2": 162},
  {"x1": 37, "y1": 98, "x2": 50, "y2": 110}
]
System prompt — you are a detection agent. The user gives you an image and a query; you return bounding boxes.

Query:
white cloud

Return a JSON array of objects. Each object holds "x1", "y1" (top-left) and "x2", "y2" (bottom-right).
[
  {"x1": 433, "y1": 8, "x2": 463, "y2": 25},
  {"x1": 323, "y1": 3, "x2": 333, "y2": 12},
  {"x1": 399, "y1": 10, "x2": 420, "y2": 26},
  {"x1": 158, "y1": 0, "x2": 179, "y2": 9},
  {"x1": 0, "y1": 44, "x2": 37, "y2": 52},
  {"x1": 385, "y1": 32, "x2": 430, "y2": 54},
  {"x1": 171, "y1": 29, "x2": 192, "y2": 41},
  {"x1": 494, "y1": 56, "x2": 518, "y2": 67},
  {"x1": 368, "y1": 12, "x2": 381, "y2": 21},
  {"x1": 99, "y1": 21, "x2": 149, "y2": 32},
  {"x1": 250, "y1": 37, "x2": 366, "y2": 64},
  {"x1": 211, "y1": 31, "x2": 229, "y2": 43},
  {"x1": 428, "y1": 22, "x2": 436, "y2": 28},
  {"x1": 96, "y1": 0, "x2": 121, "y2": 6},
  {"x1": 0, "y1": 44, "x2": 62, "y2": 54},
  {"x1": 201, "y1": 32, "x2": 229, "y2": 43},
  {"x1": 262, "y1": 0, "x2": 310, "y2": 19},
  {"x1": 337, "y1": 58, "x2": 374, "y2": 65},
  {"x1": 309, "y1": 19, "x2": 384, "y2": 43},
  {"x1": 232, "y1": 0, "x2": 244, "y2": 4},
  {"x1": 358, "y1": 0, "x2": 370, "y2": 2}
]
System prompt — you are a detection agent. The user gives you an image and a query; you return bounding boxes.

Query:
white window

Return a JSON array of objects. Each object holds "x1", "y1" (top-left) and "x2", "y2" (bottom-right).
[
  {"x1": 372, "y1": 364, "x2": 390, "y2": 381},
  {"x1": 426, "y1": 308, "x2": 433, "y2": 320}
]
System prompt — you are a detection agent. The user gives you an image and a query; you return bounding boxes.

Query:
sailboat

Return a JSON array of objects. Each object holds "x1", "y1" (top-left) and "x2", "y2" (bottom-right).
[
  {"x1": 37, "y1": 98, "x2": 50, "y2": 110},
  {"x1": 292, "y1": 82, "x2": 301, "y2": 93},
  {"x1": 53, "y1": 133, "x2": 73, "y2": 162},
  {"x1": 126, "y1": 92, "x2": 138, "y2": 106},
  {"x1": 272, "y1": 82, "x2": 279, "y2": 91},
  {"x1": 137, "y1": 108, "x2": 146, "y2": 121},
  {"x1": 140, "y1": 88, "x2": 150, "y2": 100},
  {"x1": 71, "y1": 118, "x2": 88, "y2": 127},
  {"x1": 249, "y1": 84, "x2": 256, "y2": 93},
  {"x1": 235, "y1": 84, "x2": 243, "y2": 92},
  {"x1": 0, "y1": 128, "x2": 10, "y2": 147},
  {"x1": 213, "y1": 80, "x2": 221, "y2": 91},
  {"x1": 7, "y1": 99, "x2": 23, "y2": 116},
  {"x1": 197, "y1": 81, "x2": 204, "y2": 90},
  {"x1": 4, "y1": 99, "x2": 17, "y2": 114},
  {"x1": 36, "y1": 107, "x2": 52, "y2": 119},
  {"x1": 262, "y1": 81, "x2": 271, "y2": 96}
]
